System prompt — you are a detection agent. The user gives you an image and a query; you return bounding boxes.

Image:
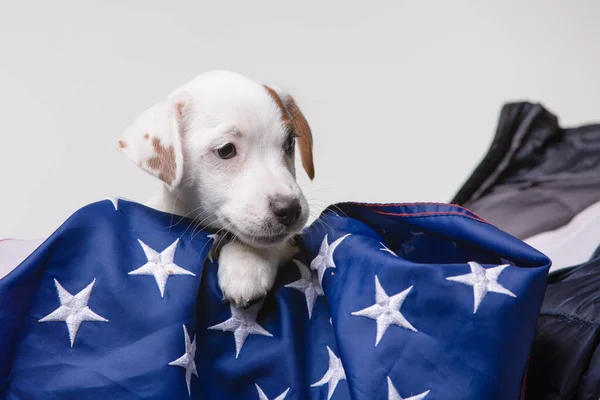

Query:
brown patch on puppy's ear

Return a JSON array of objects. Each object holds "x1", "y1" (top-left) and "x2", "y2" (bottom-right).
[
  {"x1": 264, "y1": 85, "x2": 315, "y2": 179},
  {"x1": 264, "y1": 86, "x2": 291, "y2": 126},
  {"x1": 146, "y1": 137, "x2": 177, "y2": 185},
  {"x1": 286, "y1": 96, "x2": 314, "y2": 179},
  {"x1": 117, "y1": 91, "x2": 190, "y2": 191}
]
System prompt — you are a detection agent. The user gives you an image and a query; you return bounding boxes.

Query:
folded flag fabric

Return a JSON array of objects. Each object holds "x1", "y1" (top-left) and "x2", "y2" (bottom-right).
[{"x1": 0, "y1": 199, "x2": 550, "y2": 399}]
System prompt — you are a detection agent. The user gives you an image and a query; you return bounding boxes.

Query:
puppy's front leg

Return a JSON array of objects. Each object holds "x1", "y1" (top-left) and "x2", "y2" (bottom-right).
[{"x1": 217, "y1": 238, "x2": 298, "y2": 305}]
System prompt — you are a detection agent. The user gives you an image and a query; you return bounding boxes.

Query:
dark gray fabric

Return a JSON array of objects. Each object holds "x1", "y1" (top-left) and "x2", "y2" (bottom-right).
[
  {"x1": 452, "y1": 102, "x2": 600, "y2": 239},
  {"x1": 465, "y1": 177, "x2": 600, "y2": 239}
]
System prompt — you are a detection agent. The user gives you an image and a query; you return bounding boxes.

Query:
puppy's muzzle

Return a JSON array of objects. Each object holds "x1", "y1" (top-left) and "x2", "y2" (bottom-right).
[{"x1": 269, "y1": 197, "x2": 302, "y2": 228}]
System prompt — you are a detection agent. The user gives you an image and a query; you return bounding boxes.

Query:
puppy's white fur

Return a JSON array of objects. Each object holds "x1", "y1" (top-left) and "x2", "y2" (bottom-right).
[{"x1": 118, "y1": 71, "x2": 314, "y2": 305}]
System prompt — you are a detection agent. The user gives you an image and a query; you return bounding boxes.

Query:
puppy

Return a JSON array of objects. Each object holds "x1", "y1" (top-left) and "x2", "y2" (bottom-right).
[{"x1": 118, "y1": 71, "x2": 314, "y2": 305}]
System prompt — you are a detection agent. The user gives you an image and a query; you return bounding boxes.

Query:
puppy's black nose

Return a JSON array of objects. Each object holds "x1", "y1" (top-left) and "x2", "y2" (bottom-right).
[{"x1": 270, "y1": 198, "x2": 302, "y2": 227}]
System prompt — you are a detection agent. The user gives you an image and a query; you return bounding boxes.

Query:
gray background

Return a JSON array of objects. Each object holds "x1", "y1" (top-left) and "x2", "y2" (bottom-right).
[{"x1": 2, "y1": 1, "x2": 600, "y2": 239}]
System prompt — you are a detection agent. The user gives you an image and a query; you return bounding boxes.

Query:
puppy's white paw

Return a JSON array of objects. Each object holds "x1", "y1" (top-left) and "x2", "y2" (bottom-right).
[{"x1": 217, "y1": 240, "x2": 280, "y2": 306}]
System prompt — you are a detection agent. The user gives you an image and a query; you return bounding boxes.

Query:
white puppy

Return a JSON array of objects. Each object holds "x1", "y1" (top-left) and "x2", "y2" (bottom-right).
[{"x1": 118, "y1": 71, "x2": 314, "y2": 305}]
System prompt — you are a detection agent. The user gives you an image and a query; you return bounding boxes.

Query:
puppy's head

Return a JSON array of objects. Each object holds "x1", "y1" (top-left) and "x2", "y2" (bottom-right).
[{"x1": 118, "y1": 71, "x2": 314, "y2": 248}]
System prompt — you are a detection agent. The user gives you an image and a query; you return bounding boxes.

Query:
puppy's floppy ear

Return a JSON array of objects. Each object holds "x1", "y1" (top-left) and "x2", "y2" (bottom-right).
[
  {"x1": 117, "y1": 91, "x2": 190, "y2": 190},
  {"x1": 264, "y1": 86, "x2": 315, "y2": 180}
]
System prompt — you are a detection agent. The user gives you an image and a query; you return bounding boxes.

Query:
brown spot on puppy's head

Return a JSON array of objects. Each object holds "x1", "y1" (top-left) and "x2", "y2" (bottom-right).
[
  {"x1": 264, "y1": 86, "x2": 291, "y2": 127},
  {"x1": 263, "y1": 85, "x2": 315, "y2": 179},
  {"x1": 143, "y1": 133, "x2": 149, "y2": 140},
  {"x1": 146, "y1": 137, "x2": 177, "y2": 185},
  {"x1": 117, "y1": 140, "x2": 127, "y2": 149}
]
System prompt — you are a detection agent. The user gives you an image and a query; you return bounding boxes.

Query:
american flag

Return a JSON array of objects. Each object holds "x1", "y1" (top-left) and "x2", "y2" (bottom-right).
[{"x1": 0, "y1": 199, "x2": 550, "y2": 399}]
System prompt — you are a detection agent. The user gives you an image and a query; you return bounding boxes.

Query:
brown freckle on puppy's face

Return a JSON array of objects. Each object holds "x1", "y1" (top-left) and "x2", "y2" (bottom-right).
[
  {"x1": 175, "y1": 102, "x2": 185, "y2": 116},
  {"x1": 146, "y1": 137, "x2": 177, "y2": 185},
  {"x1": 143, "y1": 133, "x2": 149, "y2": 140},
  {"x1": 117, "y1": 140, "x2": 127, "y2": 149}
]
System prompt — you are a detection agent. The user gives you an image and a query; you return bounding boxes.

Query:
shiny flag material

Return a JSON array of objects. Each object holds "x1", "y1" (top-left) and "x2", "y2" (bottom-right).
[{"x1": 0, "y1": 199, "x2": 550, "y2": 399}]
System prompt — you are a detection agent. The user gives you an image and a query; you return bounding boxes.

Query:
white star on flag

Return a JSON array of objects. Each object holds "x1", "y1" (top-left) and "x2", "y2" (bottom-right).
[
  {"x1": 446, "y1": 261, "x2": 516, "y2": 313},
  {"x1": 169, "y1": 325, "x2": 198, "y2": 396},
  {"x1": 310, "y1": 234, "x2": 350, "y2": 285},
  {"x1": 379, "y1": 242, "x2": 398, "y2": 257},
  {"x1": 255, "y1": 383, "x2": 290, "y2": 400},
  {"x1": 311, "y1": 346, "x2": 347, "y2": 400},
  {"x1": 207, "y1": 233, "x2": 218, "y2": 263},
  {"x1": 285, "y1": 260, "x2": 324, "y2": 319},
  {"x1": 387, "y1": 377, "x2": 430, "y2": 400},
  {"x1": 129, "y1": 239, "x2": 195, "y2": 298},
  {"x1": 38, "y1": 279, "x2": 108, "y2": 347},
  {"x1": 208, "y1": 301, "x2": 273, "y2": 358},
  {"x1": 351, "y1": 276, "x2": 417, "y2": 346}
]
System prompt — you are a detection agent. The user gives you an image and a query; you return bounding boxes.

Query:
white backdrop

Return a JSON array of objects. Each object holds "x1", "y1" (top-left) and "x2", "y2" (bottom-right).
[{"x1": 2, "y1": 1, "x2": 600, "y2": 239}]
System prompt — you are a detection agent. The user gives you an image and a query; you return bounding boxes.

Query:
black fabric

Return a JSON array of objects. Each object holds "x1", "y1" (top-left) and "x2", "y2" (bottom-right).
[
  {"x1": 451, "y1": 102, "x2": 600, "y2": 239},
  {"x1": 525, "y1": 254, "x2": 600, "y2": 400}
]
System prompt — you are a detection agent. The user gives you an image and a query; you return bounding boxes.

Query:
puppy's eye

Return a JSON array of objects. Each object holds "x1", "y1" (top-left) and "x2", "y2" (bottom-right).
[
  {"x1": 283, "y1": 134, "x2": 296, "y2": 155},
  {"x1": 216, "y1": 143, "x2": 236, "y2": 159}
]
